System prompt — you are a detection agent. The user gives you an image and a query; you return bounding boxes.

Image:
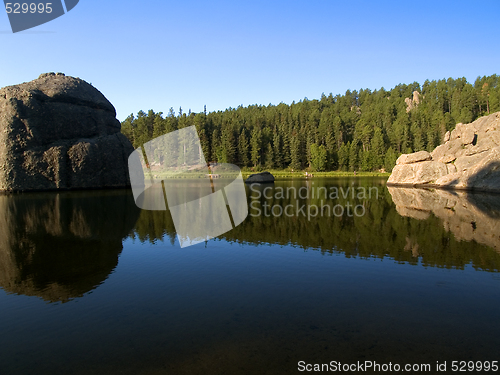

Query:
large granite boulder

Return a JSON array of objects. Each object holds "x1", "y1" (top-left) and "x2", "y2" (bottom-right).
[
  {"x1": 245, "y1": 171, "x2": 275, "y2": 184},
  {"x1": 388, "y1": 112, "x2": 500, "y2": 192},
  {"x1": 0, "y1": 73, "x2": 134, "y2": 191}
]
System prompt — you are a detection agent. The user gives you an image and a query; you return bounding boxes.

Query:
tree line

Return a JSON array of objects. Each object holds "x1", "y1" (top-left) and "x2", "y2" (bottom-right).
[{"x1": 121, "y1": 74, "x2": 500, "y2": 172}]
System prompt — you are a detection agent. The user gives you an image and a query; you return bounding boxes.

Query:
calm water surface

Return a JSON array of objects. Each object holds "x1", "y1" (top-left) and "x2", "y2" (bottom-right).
[{"x1": 0, "y1": 177, "x2": 499, "y2": 374}]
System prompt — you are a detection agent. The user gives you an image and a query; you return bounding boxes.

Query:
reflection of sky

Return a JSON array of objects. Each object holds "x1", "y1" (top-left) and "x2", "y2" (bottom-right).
[{"x1": 1, "y1": 237, "x2": 499, "y2": 374}]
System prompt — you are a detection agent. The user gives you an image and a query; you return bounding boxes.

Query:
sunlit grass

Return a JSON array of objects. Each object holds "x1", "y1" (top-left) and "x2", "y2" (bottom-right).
[{"x1": 241, "y1": 169, "x2": 390, "y2": 178}]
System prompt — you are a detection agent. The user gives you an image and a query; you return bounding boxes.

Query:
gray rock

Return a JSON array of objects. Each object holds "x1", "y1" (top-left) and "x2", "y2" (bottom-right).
[
  {"x1": 404, "y1": 91, "x2": 420, "y2": 112},
  {"x1": 464, "y1": 146, "x2": 500, "y2": 191},
  {"x1": 0, "y1": 73, "x2": 134, "y2": 191},
  {"x1": 483, "y1": 130, "x2": 500, "y2": 146},
  {"x1": 431, "y1": 139, "x2": 463, "y2": 163},
  {"x1": 461, "y1": 128, "x2": 476, "y2": 145},
  {"x1": 450, "y1": 127, "x2": 460, "y2": 141},
  {"x1": 446, "y1": 163, "x2": 457, "y2": 174},
  {"x1": 387, "y1": 160, "x2": 447, "y2": 185},
  {"x1": 464, "y1": 138, "x2": 496, "y2": 156},
  {"x1": 387, "y1": 164, "x2": 417, "y2": 184},
  {"x1": 455, "y1": 153, "x2": 486, "y2": 172},
  {"x1": 245, "y1": 171, "x2": 275, "y2": 184},
  {"x1": 415, "y1": 161, "x2": 448, "y2": 183},
  {"x1": 434, "y1": 172, "x2": 462, "y2": 187},
  {"x1": 443, "y1": 131, "x2": 451, "y2": 142},
  {"x1": 396, "y1": 150, "x2": 432, "y2": 165},
  {"x1": 388, "y1": 112, "x2": 500, "y2": 192}
]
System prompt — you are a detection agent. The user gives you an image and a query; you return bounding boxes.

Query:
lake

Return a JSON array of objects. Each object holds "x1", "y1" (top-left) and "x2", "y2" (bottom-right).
[{"x1": 0, "y1": 177, "x2": 499, "y2": 374}]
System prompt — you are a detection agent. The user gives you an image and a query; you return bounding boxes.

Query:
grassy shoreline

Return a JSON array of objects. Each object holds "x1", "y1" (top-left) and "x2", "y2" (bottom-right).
[
  {"x1": 150, "y1": 169, "x2": 390, "y2": 180},
  {"x1": 240, "y1": 170, "x2": 390, "y2": 178}
]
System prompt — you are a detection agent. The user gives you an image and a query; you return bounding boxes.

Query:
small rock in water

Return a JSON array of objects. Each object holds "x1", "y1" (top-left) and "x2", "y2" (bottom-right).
[{"x1": 245, "y1": 171, "x2": 275, "y2": 183}]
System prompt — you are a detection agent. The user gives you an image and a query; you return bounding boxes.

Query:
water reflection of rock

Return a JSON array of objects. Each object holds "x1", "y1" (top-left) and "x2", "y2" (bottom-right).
[
  {"x1": 388, "y1": 187, "x2": 500, "y2": 252},
  {"x1": 0, "y1": 190, "x2": 140, "y2": 303}
]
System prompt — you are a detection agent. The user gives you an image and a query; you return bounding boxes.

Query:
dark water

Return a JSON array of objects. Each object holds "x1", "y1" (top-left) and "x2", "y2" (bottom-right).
[{"x1": 0, "y1": 178, "x2": 499, "y2": 374}]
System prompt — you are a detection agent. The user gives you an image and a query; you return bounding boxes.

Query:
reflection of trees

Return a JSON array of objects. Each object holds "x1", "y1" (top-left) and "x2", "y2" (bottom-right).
[
  {"x1": 131, "y1": 209, "x2": 177, "y2": 245},
  {"x1": 0, "y1": 190, "x2": 140, "y2": 303},
  {"x1": 131, "y1": 178, "x2": 500, "y2": 272}
]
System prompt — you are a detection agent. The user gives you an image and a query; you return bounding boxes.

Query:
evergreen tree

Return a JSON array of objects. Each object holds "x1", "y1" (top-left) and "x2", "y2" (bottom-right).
[
  {"x1": 338, "y1": 142, "x2": 349, "y2": 171},
  {"x1": 359, "y1": 150, "x2": 373, "y2": 171},
  {"x1": 133, "y1": 110, "x2": 150, "y2": 148},
  {"x1": 393, "y1": 112, "x2": 410, "y2": 153},
  {"x1": 220, "y1": 127, "x2": 236, "y2": 163},
  {"x1": 121, "y1": 114, "x2": 135, "y2": 145},
  {"x1": 238, "y1": 130, "x2": 250, "y2": 167},
  {"x1": 310, "y1": 143, "x2": 327, "y2": 171},
  {"x1": 250, "y1": 128, "x2": 262, "y2": 167},
  {"x1": 384, "y1": 148, "x2": 397, "y2": 172},
  {"x1": 212, "y1": 128, "x2": 222, "y2": 162},
  {"x1": 265, "y1": 142, "x2": 275, "y2": 169},
  {"x1": 152, "y1": 113, "x2": 165, "y2": 139},
  {"x1": 370, "y1": 127, "x2": 385, "y2": 169},
  {"x1": 348, "y1": 141, "x2": 359, "y2": 171},
  {"x1": 273, "y1": 132, "x2": 283, "y2": 169},
  {"x1": 290, "y1": 133, "x2": 301, "y2": 170}
]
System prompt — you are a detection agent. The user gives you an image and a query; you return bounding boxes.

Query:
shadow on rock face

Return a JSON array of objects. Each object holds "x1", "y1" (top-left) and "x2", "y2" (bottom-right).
[
  {"x1": 0, "y1": 190, "x2": 140, "y2": 303},
  {"x1": 0, "y1": 73, "x2": 135, "y2": 191},
  {"x1": 388, "y1": 186, "x2": 500, "y2": 253}
]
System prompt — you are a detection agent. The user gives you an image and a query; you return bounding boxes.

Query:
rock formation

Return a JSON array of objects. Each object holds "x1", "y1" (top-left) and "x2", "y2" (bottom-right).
[
  {"x1": 387, "y1": 111, "x2": 500, "y2": 192},
  {"x1": 0, "y1": 73, "x2": 134, "y2": 191},
  {"x1": 245, "y1": 171, "x2": 275, "y2": 184},
  {"x1": 388, "y1": 187, "x2": 500, "y2": 253},
  {"x1": 405, "y1": 90, "x2": 420, "y2": 112}
]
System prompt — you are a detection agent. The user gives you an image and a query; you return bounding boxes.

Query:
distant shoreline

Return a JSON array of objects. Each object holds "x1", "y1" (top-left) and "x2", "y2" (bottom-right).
[
  {"x1": 241, "y1": 170, "x2": 390, "y2": 178},
  {"x1": 146, "y1": 170, "x2": 390, "y2": 180}
]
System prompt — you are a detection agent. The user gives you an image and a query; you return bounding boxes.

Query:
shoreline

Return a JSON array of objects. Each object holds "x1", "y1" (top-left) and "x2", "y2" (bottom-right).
[{"x1": 241, "y1": 170, "x2": 390, "y2": 178}]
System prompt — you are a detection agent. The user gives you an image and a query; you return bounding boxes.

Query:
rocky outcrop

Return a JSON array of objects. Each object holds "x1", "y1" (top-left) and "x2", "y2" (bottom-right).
[
  {"x1": 387, "y1": 112, "x2": 500, "y2": 192},
  {"x1": 0, "y1": 73, "x2": 134, "y2": 191},
  {"x1": 245, "y1": 171, "x2": 275, "y2": 184},
  {"x1": 388, "y1": 187, "x2": 500, "y2": 253},
  {"x1": 405, "y1": 90, "x2": 420, "y2": 112}
]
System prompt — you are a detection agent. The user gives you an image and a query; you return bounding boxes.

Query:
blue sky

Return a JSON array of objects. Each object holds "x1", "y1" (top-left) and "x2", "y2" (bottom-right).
[{"x1": 1, "y1": 0, "x2": 499, "y2": 121}]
